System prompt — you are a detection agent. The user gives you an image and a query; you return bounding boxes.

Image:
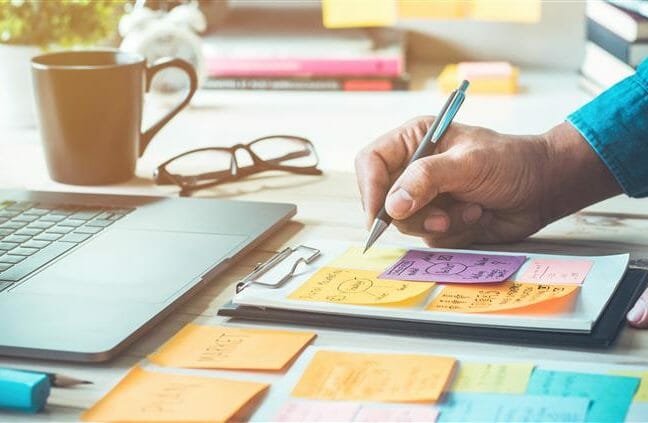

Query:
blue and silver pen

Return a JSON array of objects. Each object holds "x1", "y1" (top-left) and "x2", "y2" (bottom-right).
[{"x1": 363, "y1": 80, "x2": 470, "y2": 253}]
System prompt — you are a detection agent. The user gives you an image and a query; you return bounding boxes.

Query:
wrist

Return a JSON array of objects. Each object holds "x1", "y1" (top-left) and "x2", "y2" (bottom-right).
[{"x1": 540, "y1": 121, "x2": 622, "y2": 223}]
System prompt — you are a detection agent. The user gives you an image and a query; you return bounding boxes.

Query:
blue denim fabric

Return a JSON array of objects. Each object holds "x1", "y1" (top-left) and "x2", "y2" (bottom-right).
[{"x1": 568, "y1": 60, "x2": 648, "y2": 197}]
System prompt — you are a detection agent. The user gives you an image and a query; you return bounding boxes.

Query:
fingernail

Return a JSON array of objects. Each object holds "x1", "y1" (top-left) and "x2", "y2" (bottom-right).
[
  {"x1": 424, "y1": 215, "x2": 448, "y2": 232},
  {"x1": 463, "y1": 204, "x2": 482, "y2": 224},
  {"x1": 627, "y1": 299, "x2": 647, "y2": 323},
  {"x1": 386, "y1": 188, "x2": 413, "y2": 217}
]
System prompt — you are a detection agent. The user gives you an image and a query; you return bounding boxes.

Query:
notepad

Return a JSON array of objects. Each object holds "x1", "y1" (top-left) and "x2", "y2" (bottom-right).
[
  {"x1": 380, "y1": 250, "x2": 526, "y2": 283},
  {"x1": 291, "y1": 350, "x2": 456, "y2": 402},
  {"x1": 81, "y1": 366, "x2": 269, "y2": 422},
  {"x1": 518, "y1": 259, "x2": 593, "y2": 285},
  {"x1": 288, "y1": 267, "x2": 434, "y2": 307},
  {"x1": 148, "y1": 324, "x2": 316, "y2": 370},
  {"x1": 451, "y1": 362, "x2": 534, "y2": 394}
]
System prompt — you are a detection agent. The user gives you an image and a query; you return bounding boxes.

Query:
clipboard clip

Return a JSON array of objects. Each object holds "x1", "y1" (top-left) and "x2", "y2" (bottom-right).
[{"x1": 236, "y1": 245, "x2": 320, "y2": 293}]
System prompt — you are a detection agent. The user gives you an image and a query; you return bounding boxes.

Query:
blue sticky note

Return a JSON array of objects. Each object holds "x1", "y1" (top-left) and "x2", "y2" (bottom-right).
[
  {"x1": 0, "y1": 368, "x2": 50, "y2": 413},
  {"x1": 526, "y1": 369, "x2": 640, "y2": 422},
  {"x1": 438, "y1": 393, "x2": 590, "y2": 422}
]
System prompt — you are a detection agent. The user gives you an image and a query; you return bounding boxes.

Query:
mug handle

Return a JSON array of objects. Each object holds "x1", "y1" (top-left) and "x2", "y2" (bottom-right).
[{"x1": 139, "y1": 57, "x2": 198, "y2": 157}]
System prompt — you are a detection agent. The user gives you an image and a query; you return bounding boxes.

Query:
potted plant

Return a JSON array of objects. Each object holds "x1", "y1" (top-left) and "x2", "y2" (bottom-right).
[{"x1": 0, "y1": 0, "x2": 125, "y2": 128}]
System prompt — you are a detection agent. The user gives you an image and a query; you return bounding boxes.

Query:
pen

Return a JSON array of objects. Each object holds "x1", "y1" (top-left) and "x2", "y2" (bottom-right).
[{"x1": 363, "y1": 80, "x2": 470, "y2": 253}]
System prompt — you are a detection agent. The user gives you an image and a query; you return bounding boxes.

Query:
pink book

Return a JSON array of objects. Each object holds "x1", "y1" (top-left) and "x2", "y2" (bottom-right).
[{"x1": 206, "y1": 57, "x2": 403, "y2": 77}]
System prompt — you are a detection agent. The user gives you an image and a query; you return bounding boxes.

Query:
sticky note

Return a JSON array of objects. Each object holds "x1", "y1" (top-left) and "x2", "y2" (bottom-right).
[
  {"x1": 148, "y1": 324, "x2": 315, "y2": 370},
  {"x1": 292, "y1": 350, "x2": 456, "y2": 402},
  {"x1": 275, "y1": 401, "x2": 360, "y2": 422},
  {"x1": 380, "y1": 250, "x2": 526, "y2": 283},
  {"x1": 611, "y1": 371, "x2": 648, "y2": 402},
  {"x1": 289, "y1": 267, "x2": 434, "y2": 307},
  {"x1": 470, "y1": 0, "x2": 541, "y2": 23},
  {"x1": 518, "y1": 259, "x2": 593, "y2": 285},
  {"x1": 526, "y1": 369, "x2": 640, "y2": 422},
  {"x1": 457, "y1": 61, "x2": 514, "y2": 79},
  {"x1": 328, "y1": 246, "x2": 406, "y2": 271},
  {"x1": 451, "y1": 363, "x2": 534, "y2": 394},
  {"x1": 81, "y1": 366, "x2": 269, "y2": 422},
  {"x1": 426, "y1": 282, "x2": 578, "y2": 314},
  {"x1": 355, "y1": 405, "x2": 440, "y2": 422},
  {"x1": 322, "y1": 0, "x2": 397, "y2": 28},
  {"x1": 397, "y1": 0, "x2": 467, "y2": 19},
  {"x1": 438, "y1": 393, "x2": 590, "y2": 422}
]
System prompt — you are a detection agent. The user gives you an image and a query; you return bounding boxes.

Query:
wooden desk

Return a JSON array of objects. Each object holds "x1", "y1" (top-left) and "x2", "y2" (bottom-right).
[{"x1": 2, "y1": 69, "x2": 648, "y2": 421}]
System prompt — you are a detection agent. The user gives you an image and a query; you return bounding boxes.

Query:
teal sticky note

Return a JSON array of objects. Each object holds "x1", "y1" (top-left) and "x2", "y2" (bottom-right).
[
  {"x1": 0, "y1": 368, "x2": 50, "y2": 413},
  {"x1": 526, "y1": 369, "x2": 640, "y2": 422},
  {"x1": 438, "y1": 393, "x2": 590, "y2": 422}
]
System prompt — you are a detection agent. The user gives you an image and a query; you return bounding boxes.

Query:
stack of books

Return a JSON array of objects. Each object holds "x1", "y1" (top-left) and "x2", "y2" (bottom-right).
[
  {"x1": 582, "y1": 0, "x2": 648, "y2": 94},
  {"x1": 202, "y1": 28, "x2": 409, "y2": 92}
]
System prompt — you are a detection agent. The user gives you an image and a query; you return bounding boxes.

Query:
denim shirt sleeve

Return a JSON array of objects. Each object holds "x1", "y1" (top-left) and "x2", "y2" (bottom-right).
[{"x1": 567, "y1": 59, "x2": 648, "y2": 198}]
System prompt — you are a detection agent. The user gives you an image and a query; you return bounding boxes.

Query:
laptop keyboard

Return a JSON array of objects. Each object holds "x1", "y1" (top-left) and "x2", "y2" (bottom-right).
[{"x1": 0, "y1": 200, "x2": 133, "y2": 291}]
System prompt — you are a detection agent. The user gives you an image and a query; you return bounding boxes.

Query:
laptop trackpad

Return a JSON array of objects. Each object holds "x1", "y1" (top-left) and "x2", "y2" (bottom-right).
[{"x1": 13, "y1": 229, "x2": 247, "y2": 303}]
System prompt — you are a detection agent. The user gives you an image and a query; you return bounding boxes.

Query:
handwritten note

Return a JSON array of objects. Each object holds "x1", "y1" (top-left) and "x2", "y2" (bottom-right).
[
  {"x1": 611, "y1": 370, "x2": 648, "y2": 402},
  {"x1": 526, "y1": 369, "x2": 640, "y2": 422},
  {"x1": 518, "y1": 259, "x2": 593, "y2": 285},
  {"x1": 328, "y1": 246, "x2": 406, "y2": 272},
  {"x1": 451, "y1": 363, "x2": 534, "y2": 394},
  {"x1": 275, "y1": 401, "x2": 360, "y2": 422},
  {"x1": 291, "y1": 350, "x2": 456, "y2": 402},
  {"x1": 322, "y1": 0, "x2": 397, "y2": 28},
  {"x1": 288, "y1": 267, "x2": 434, "y2": 307},
  {"x1": 380, "y1": 250, "x2": 526, "y2": 283},
  {"x1": 355, "y1": 405, "x2": 439, "y2": 422},
  {"x1": 148, "y1": 324, "x2": 315, "y2": 370},
  {"x1": 426, "y1": 282, "x2": 578, "y2": 314},
  {"x1": 438, "y1": 393, "x2": 590, "y2": 422},
  {"x1": 81, "y1": 366, "x2": 269, "y2": 422}
]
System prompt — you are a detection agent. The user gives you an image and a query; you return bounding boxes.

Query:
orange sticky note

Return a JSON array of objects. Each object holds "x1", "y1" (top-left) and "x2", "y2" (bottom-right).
[
  {"x1": 518, "y1": 259, "x2": 593, "y2": 285},
  {"x1": 292, "y1": 350, "x2": 456, "y2": 402},
  {"x1": 288, "y1": 267, "x2": 434, "y2": 307},
  {"x1": 398, "y1": 0, "x2": 467, "y2": 19},
  {"x1": 148, "y1": 324, "x2": 315, "y2": 370},
  {"x1": 81, "y1": 366, "x2": 269, "y2": 422},
  {"x1": 426, "y1": 282, "x2": 578, "y2": 314}
]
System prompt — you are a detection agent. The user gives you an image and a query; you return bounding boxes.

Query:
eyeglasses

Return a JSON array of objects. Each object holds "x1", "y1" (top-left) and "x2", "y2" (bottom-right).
[{"x1": 154, "y1": 135, "x2": 322, "y2": 196}]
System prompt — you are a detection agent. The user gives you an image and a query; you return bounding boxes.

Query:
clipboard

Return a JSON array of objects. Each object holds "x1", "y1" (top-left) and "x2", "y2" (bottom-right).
[{"x1": 218, "y1": 244, "x2": 648, "y2": 348}]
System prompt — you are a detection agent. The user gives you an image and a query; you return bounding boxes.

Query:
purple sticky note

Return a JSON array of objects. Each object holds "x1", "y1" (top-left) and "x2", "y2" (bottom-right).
[{"x1": 379, "y1": 250, "x2": 526, "y2": 283}]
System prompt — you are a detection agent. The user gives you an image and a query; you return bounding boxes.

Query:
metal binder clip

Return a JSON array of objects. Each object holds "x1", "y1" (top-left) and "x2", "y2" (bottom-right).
[{"x1": 236, "y1": 245, "x2": 320, "y2": 293}]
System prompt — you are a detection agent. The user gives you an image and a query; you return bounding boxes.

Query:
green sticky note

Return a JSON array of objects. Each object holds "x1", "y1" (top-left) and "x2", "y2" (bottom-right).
[
  {"x1": 611, "y1": 370, "x2": 648, "y2": 402},
  {"x1": 452, "y1": 363, "x2": 535, "y2": 394},
  {"x1": 527, "y1": 369, "x2": 640, "y2": 422}
]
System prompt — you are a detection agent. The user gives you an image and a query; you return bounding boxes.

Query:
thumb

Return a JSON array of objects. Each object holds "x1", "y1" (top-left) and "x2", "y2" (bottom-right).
[
  {"x1": 385, "y1": 153, "x2": 459, "y2": 220},
  {"x1": 627, "y1": 288, "x2": 648, "y2": 328}
]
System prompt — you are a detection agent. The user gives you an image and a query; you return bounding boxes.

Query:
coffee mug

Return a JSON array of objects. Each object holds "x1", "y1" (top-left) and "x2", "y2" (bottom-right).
[{"x1": 31, "y1": 50, "x2": 197, "y2": 185}]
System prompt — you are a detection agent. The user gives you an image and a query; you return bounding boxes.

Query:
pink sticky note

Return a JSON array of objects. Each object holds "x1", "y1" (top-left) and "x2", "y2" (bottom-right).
[
  {"x1": 275, "y1": 401, "x2": 360, "y2": 422},
  {"x1": 355, "y1": 406, "x2": 439, "y2": 422},
  {"x1": 518, "y1": 259, "x2": 593, "y2": 285},
  {"x1": 379, "y1": 250, "x2": 526, "y2": 283},
  {"x1": 457, "y1": 61, "x2": 513, "y2": 79}
]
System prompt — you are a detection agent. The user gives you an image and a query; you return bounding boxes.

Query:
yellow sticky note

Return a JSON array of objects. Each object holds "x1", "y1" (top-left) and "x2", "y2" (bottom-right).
[
  {"x1": 81, "y1": 366, "x2": 269, "y2": 422},
  {"x1": 322, "y1": 0, "x2": 397, "y2": 28},
  {"x1": 452, "y1": 363, "x2": 534, "y2": 394},
  {"x1": 611, "y1": 371, "x2": 648, "y2": 402},
  {"x1": 148, "y1": 324, "x2": 316, "y2": 370},
  {"x1": 426, "y1": 282, "x2": 578, "y2": 314},
  {"x1": 469, "y1": 0, "x2": 541, "y2": 23},
  {"x1": 292, "y1": 350, "x2": 456, "y2": 402},
  {"x1": 328, "y1": 246, "x2": 406, "y2": 271},
  {"x1": 398, "y1": 0, "x2": 468, "y2": 19},
  {"x1": 288, "y1": 267, "x2": 434, "y2": 307}
]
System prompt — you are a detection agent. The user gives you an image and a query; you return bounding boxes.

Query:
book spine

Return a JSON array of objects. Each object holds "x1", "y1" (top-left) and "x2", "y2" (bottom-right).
[
  {"x1": 203, "y1": 76, "x2": 409, "y2": 91},
  {"x1": 586, "y1": 0, "x2": 640, "y2": 42},
  {"x1": 205, "y1": 58, "x2": 403, "y2": 77},
  {"x1": 587, "y1": 18, "x2": 632, "y2": 65}
]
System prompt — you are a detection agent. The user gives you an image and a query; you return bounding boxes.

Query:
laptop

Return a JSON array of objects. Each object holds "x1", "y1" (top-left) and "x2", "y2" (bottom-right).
[{"x1": 0, "y1": 189, "x2": 295, "y2": 362}]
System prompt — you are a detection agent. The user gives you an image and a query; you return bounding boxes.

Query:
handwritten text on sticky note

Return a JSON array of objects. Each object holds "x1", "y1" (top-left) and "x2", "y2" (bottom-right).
[
  {"x1": 426, "y1": 282, "x2": 578, "y2": 314},
  {"x1": 275, "y1": 401, "x2": 360, "y2": 422},
  {"x1": 81, "y1": 366, "x2": 268, "y2": 422},
  {"x1": 380, "y1": 250, "x2": 526, "y2": 283},
  {"x1": 292, "y1": 350, "x2": 456, "y2": 402},
  {"x1": 148, "y1": 324, "x2": 315, "y2": 370},
  {"x1": 451, "y1": 362, "x2": 534, "y2": 394},
  {"x1": 289, "y1": 267, "x2": 434, "y2": 307},
  {"x1": 518, "y1": 259, "x2": 593, "y2": 285}
]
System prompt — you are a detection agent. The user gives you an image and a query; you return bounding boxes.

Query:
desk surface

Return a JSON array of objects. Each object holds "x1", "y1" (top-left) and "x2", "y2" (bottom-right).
[{"x1": 2, "y1": 69, "x2": 648, "y2": 421}]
